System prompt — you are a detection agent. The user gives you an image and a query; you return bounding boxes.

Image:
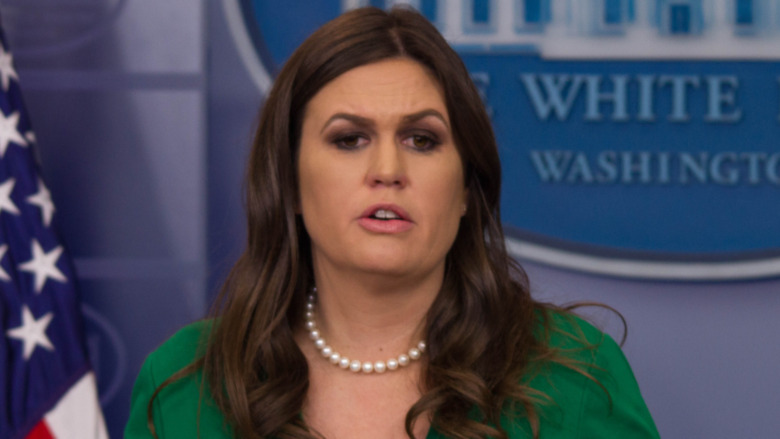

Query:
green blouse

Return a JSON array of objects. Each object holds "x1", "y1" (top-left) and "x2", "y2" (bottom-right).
[{"x1": 125, "y1": 313, "x2": 659, "y2": 438}]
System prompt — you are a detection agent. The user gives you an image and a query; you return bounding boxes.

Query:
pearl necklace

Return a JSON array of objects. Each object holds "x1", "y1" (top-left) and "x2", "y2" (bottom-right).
[{"x1": 305, "y1": 290, "x2": 426, "y2": 374}]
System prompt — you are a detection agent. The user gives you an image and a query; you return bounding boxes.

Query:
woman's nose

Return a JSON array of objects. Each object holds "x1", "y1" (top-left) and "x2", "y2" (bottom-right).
[{"x1": 365, "y1": 136, "x2": 408, "y2": 188}]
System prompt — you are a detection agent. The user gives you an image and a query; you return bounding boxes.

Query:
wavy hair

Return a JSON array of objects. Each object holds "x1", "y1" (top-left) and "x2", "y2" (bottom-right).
[{"x1": 148, "y1": 6, "x2": 610, "y2": 439}]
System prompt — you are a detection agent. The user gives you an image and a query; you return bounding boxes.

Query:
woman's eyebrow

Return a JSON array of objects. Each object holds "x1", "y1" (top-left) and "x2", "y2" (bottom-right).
[
  {"x1": 320, "y1": 113, "x2": 374, "y2": 134},
  {"x1": 402, "y1": 109, "x2": 450, "y2": 130},
  {"x1": 320, "y1": 109, "x2": 449, "y2": 134}
]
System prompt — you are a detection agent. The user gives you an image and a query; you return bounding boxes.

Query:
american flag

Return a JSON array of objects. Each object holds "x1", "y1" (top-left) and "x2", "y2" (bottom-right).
[{"x1": 0, "y1": 22, "x2": 109, "y2": 439}]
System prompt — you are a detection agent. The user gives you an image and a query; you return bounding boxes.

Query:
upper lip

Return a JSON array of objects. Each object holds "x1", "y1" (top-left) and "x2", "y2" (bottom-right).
[{"x1": 359, "y1": 204, "x2": 412, "y2": 222}]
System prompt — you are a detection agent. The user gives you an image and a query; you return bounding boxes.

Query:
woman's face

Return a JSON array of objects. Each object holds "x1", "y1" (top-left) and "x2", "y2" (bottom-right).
[{"x1": 297, "y1": 58, "x2": 467, "y2": 281}]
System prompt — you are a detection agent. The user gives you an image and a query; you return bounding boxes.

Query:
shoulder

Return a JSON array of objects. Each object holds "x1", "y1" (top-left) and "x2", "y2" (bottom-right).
[
  {"x1": 125, "y1": 320, "x2": 232, "y2": 439},
  {"x1": 144, "y1": 320, "x2": 212, "y2": 378},
  {"x1": 541, "y1": 309, "x2": 609, "y2": 351},
  {"x1": 506, "y1": 309, "x2": 660, "y2": 438}
]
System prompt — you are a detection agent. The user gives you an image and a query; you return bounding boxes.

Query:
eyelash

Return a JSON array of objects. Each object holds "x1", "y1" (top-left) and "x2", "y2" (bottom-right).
[
  {"x1": 330, "y1": 132, "x2": 441, "y2": 152},
  {"x1": 402, "y1": 133, "x2": 441, "y2": 152},
  {"x1": 332, "y1": 133, "x2": 368, "y2": 150}
]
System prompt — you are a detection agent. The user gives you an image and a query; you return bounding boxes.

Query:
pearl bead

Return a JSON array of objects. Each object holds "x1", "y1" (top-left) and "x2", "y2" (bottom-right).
[{"x1": 305, "y1": 290, "x2": 425, "y2": 375}]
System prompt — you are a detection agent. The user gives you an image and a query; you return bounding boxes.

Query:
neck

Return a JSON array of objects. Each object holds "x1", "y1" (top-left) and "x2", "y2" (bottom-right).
[{"x1": 307, "y1": 262, "x2": 443, "y2": 361}]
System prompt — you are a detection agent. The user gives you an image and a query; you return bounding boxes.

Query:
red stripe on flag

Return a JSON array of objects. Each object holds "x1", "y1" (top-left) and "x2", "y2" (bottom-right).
[{"x1": 26, "y1": 421, "x2": 55, "y2": 439}]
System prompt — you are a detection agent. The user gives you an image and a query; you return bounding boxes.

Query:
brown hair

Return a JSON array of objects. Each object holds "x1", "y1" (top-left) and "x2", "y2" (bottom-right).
[{"x1": 148, "y1": 6, "x2": 607, "y2": 439}]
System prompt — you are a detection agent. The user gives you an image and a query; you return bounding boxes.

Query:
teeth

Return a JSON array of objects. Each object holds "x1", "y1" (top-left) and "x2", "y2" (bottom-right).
[{"x1": 374, "y1": 209, "x2": 401, "y2": 220}]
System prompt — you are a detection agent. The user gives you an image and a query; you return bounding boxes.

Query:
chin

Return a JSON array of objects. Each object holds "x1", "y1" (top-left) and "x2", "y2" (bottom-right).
[{"x1": 354, "y1": 257, "x2": 414, "y2": 277}]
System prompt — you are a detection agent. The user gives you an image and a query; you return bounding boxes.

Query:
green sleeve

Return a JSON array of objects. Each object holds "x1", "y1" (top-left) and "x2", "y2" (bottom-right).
[
  {"x1": 576, "y1": 333, "x2": 660, "y2": 439},
  {"x1": 124, "y1": 355, "x2": 163, "y2": 438},
  {"x1": 123, "y1": 321, "x2": 232, "y2": 439},
  {"x1": 499, "y1": 314, "x2": 660, "y2": 439}
]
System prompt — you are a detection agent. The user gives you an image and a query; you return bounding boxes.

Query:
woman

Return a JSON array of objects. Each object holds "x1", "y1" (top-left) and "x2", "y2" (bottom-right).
[{"x1": 125, "y1": 7, "x2": 659, "y2": 439}]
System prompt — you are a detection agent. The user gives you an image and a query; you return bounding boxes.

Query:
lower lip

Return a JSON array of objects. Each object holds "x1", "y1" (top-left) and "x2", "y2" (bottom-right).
[{"x1": 358, "y1": 218, "x2": 414, "y2": 233}]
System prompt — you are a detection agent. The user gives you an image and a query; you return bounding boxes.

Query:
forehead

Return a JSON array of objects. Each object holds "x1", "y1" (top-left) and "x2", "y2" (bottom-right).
[{"x1": 304, "y1": 58, "x2": 449, "y2": 121}]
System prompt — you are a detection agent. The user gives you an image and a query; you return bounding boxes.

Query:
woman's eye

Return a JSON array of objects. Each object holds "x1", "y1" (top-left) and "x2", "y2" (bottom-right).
[
  {"x1": 333, "y1": 134, "x2": 367, "y2": 150},
  {"x1": 403, "y1": 134, "x2": 439, "y2": 151}
]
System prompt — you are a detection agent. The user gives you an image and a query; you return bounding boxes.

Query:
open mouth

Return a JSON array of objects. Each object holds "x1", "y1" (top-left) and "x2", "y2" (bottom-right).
[
  {"x1": 358, "y1": 205, "x2": 413, "y2": 233},
  {"x1": 370, "y1": 209, "x2": 403, "y2": 221}
]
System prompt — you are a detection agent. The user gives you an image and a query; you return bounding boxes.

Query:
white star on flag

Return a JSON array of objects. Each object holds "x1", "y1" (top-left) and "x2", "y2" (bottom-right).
[
  {"x1": 6, "y1": 306, "x2": 55, "y2": 360},
  {"x1": 18, "y1": 239, "x2": 67, "y2": 293},
  {"x1": 0, "y1": 43, "x2": 18, "y2": 91},
  {"x1": 0, "y1": 110, "x2": 26, "y2": 158},
  {"x1": 27, "y1": 179, "x2": 55, "y2": 226},
  {"x1": 0, "y1": 244, "x2": 10, "y2": 281},
  {"x1": 0, "y1": 177, "x2": 20, "y2": 215}
]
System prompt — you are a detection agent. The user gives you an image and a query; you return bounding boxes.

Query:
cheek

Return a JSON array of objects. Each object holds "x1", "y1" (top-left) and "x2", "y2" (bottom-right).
[
  {"x1": 298, "y1": 152, "x2": 355, "y2": 225},
  {"x1": 424, "y1": 167, "x2": 466, "y2": 230},
  {"x1": 298, "y1": 165, "x2": 336, "y2": 251},
  {"x1": 299, "y1": 165, "x2": 328, "y2": 217}
]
